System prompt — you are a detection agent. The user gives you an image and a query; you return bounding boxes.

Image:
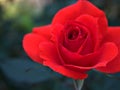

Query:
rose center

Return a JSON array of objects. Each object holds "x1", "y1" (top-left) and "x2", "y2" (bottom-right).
[
  {"x1": 67, "y1": 27, "x2": 86, "y2": 41},
  {"x1": 63, "y1": 22, "x2": 88, "y2": 52},
  {"x1": 68, "y1": 30, "x2": 79, "y2": 40}
]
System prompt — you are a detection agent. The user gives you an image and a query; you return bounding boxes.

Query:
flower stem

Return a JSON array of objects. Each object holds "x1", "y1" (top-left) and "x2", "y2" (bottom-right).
[{"x1": 73, "y1": 79, "x2": 84, "y2": 90}]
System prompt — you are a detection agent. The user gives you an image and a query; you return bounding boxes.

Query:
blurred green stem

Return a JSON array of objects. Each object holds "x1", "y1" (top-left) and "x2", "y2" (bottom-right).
[{"x1": 73, "y1": 79, "x2": 84, "y2": 90}]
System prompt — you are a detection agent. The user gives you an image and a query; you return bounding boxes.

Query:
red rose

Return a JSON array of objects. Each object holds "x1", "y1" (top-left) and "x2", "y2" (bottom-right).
[{"x1": 23, "y1": 0, "x2": 120, "y2": 79}]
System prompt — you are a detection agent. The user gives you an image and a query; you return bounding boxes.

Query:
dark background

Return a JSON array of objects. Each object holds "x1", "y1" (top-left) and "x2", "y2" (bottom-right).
[{"x1": 0, "y1": 0, "x2": 120, "y2": 90}]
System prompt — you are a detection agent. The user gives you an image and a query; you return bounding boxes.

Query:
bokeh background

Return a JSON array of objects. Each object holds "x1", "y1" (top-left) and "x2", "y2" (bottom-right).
[{"x1": 0, "y1": 0, "x2": 120, "y2": 90}]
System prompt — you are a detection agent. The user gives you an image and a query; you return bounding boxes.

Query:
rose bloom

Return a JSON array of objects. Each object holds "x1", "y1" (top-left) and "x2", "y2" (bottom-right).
[{"x1": 23, "y1": 0, "x2": 120, "y2": 79}]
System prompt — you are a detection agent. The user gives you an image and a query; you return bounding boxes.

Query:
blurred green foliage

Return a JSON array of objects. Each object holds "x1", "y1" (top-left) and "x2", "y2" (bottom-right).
[{"x1": 0, "y1": 0, "x2": 120, "y2": 90}]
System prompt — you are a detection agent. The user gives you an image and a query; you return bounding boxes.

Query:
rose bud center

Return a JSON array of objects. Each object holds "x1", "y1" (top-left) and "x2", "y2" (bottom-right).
[
  {"x1": 63, "y1": 22, "x2": 88, "y2": 52},
  {"x1": 68, "y1": 29, "x2": 79, "y2": 40}
]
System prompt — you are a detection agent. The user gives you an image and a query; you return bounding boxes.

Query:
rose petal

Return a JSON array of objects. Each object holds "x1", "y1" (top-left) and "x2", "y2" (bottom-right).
[
  {"x1": 52, "y1": 1, "x2": 104, "y2": 23},
  {"x1": 52, "y1": 0, "x2": 107, "y2": 35},
  {"x1": 59, "y1": 42, "x2": 118, "y2": 69},
  {"x1": 62, "y1": 42, "x2": 118, "y2": 75},
  {"x1": 39, "y1": 42, "x2": 87, "y2": 79},
  {"x1": 96, "y1": 27, "x2": 120, "y2": 73},
  {"x1": 59, "y1": 45, "x2": 100, "y2": 67},
  {"x1": 95, "y1": 42, "x2": 118, "y2": 68},
  {"x1": 76, "y1": 15, "x2": 101, "y2": 51},
  {"x1": 78, "y1": 33, "x2": 94, "y2": 55},
  {"x1": 64, "y1": 65, "x2": 90, "y2": 73},
  {"x1": 39, "y1": 42, "x2": 63, "y2": 64},
  {"x1": 51, "y1": 24, "x2": 64, "y2": 43},
  {"x1": 44, "y1": 61, "x2": 88, "y2": 80},
  {"x1": 23, "y1": 25, "x2": 51, "y2": 64},
  {"x1": 33, "y1": 25, "x2": 51, "y2": 40}
]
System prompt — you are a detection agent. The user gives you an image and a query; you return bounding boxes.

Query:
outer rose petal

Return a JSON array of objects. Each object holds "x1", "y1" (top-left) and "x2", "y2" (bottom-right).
[
  {"x1": 39, "y1": 42, "x2": 117, "y2": 79},
  {"x1": 96, "y1": 27, "x2": 120, "y2": 73},
  {"x1": 39, "y1": 42, "x2": 63, "y2": 65},
  {"x1": 39, "y1": 42, "x2": 87, "y2": 79},
  {"x1": 52, "y1": 1, "x2": 103, "y2": 24},
  {"x1": 52, "y1": 1, "x2": 107, "y2": 35},
  {"x1": 44, "y1": 61, "x2": 88, "y2": 80},
  {"x1": 23, "y1": 25, "x2": 51, "y2": 64},
  {"x1": 59, "y1": 42, "x2": 117, "y2": 68}
]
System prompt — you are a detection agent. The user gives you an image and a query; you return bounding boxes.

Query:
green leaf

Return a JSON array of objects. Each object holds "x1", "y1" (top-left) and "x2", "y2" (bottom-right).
[{"x1": 0, "y1": 58, "x2": 61, "y2": 87}]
